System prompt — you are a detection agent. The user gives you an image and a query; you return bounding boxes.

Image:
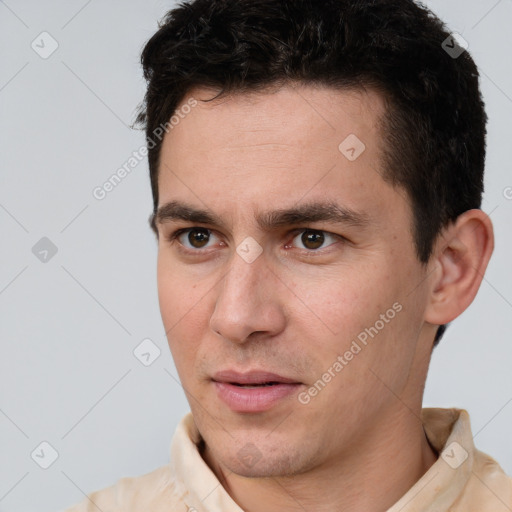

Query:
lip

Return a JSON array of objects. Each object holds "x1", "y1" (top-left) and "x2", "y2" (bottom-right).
[
  {"x1": 212, "y1": 370, "x2": 302, "y2": 413},
  {"x1": 212, "y1": 370, "x2": 301, "y2": 385}
]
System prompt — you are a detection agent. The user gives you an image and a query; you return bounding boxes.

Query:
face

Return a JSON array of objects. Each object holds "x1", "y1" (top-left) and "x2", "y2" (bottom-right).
[{"x1": 155, "y1": 84, "x2": 433, "y2": 477}]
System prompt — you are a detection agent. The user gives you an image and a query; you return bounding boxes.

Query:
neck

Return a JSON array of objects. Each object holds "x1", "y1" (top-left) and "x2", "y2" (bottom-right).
[{"x1": 202, "y1": 406, "x2": 438, "y2": 512}]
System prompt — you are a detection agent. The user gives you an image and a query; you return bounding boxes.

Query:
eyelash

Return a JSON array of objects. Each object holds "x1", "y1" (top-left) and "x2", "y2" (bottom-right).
[{"x1": 165, "y1": 227, "x2": 345, "y2": 256}]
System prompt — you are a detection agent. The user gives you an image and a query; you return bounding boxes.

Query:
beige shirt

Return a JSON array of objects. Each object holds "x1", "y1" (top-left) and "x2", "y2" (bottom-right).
[{"x1": 64, "y1": 408, "x2": 512, "y2": 511}]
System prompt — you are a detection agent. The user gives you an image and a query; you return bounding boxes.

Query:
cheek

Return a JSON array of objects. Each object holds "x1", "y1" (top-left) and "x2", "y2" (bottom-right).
[
  {"x1": 156, "y1": 252, "x2": 210, "y2": 323},
  {"x1": 290, "y1": 270, "x2": 416, "y2": 414},
  {"x1": 283, "y1": 260, "x2": 417, "y2": 392},
  {"x1": 284, "y1": 263, "x2": 395, "y2": 341},
  {"x1": 156, "y1": 256, "x2": 206, "y2": 367},
  {"x1": 157, "y1": 257, "x2": 181, "y2": 330}
]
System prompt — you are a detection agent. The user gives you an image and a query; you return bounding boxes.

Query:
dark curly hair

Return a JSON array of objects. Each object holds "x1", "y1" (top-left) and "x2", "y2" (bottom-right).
[{"x1": 135, "y1": 0, "x2": 487, "y2": 346}]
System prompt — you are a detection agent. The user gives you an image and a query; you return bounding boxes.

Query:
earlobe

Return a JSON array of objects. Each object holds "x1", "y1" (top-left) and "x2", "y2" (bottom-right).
[{"x1": 424, "y1": 209, "x2": 494, "y2": 327}]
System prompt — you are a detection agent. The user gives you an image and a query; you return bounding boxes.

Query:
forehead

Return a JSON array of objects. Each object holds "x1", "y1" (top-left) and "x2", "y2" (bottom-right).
[
  {"x1": 164, "y1": 83, "x2": 387, "y2": 153},
  {"x1": 156, "y1": 83, "x2": 408, "y2": 232}
]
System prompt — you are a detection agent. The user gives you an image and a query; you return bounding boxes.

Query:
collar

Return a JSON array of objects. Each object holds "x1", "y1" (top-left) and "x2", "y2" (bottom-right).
[
  {"x1": 169, "y1": 408, "x2": 476, "y2": 512},
  {"x1": 387, "y1": 408, "x2": 474, "y2": 511}
]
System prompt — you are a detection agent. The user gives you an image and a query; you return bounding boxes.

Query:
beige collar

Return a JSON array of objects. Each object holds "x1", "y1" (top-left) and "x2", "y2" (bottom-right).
[{"x1": 168, "y1": 408, "x2": 493, "y2": 512}]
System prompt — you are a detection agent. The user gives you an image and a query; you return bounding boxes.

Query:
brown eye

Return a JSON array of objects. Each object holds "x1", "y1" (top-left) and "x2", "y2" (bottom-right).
[
  {"x1": 185, "y1": 228, "x2": 211, "y2": 248},
  {"x1": 288, "y1": 229, "x2": 342, "y2": 252},
  {"x1": 301, "y1": 230, "x2": 325, "y2": 250}
]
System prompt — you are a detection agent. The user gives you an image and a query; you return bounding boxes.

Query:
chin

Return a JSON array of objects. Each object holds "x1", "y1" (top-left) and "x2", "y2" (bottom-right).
[{"x1": 219, "y1": 443, "x2": 312, "y2": 479}]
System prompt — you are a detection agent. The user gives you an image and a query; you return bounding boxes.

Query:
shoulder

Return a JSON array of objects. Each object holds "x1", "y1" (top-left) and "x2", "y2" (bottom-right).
[{"x1": 62, "y1": 464, "x2": 190, "y2": 511}]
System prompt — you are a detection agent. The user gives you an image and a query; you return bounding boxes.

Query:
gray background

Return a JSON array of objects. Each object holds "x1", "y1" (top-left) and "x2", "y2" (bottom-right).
[{"x1": 0, "y1": 1, "x2": 511, "y2": 511}]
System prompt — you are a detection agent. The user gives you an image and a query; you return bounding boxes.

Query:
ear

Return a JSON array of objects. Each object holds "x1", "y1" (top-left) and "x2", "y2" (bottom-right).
[{"x1": 424, "y1": 209, "x2": 494, "y2": 326}]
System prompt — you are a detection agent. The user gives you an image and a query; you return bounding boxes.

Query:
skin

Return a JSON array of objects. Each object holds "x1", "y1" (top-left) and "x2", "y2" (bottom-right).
[{"x1": 154, "y1": 83, "x2": 494, "y2": 512}]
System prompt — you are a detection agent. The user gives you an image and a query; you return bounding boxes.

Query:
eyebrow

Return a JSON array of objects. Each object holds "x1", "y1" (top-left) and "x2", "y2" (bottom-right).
[{"x1": 152, "y1": 200, "x2": 371, "y2": 233}]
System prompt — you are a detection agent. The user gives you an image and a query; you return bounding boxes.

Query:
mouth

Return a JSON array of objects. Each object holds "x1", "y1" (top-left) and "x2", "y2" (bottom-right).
[
  {"x1": 212, "y1": 369, "x2": 301, "y2": 386},
  {"x1": 211, "y1": 370, "x2": 303, "y2": 412},
  {"x1": 229, "y1": 382, "x2": 283, "y2": 388}
]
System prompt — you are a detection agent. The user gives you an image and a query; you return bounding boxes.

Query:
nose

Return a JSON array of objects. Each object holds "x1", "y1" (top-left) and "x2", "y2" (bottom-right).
[{"x1": 209, "y1": 249, "x2": 287, "y2": 344}]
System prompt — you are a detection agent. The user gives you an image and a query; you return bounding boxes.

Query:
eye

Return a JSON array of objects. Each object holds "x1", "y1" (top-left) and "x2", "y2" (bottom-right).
[
  {"x1": 172, "y1": 227, "x2": 219, "y2": 250},
  {"x1": 287, "y1": 229, "x2": 342, "y2": 251}
]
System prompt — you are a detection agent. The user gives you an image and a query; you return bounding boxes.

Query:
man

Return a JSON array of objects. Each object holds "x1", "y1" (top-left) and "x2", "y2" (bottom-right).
[{"x1": 65, "y1": 0, "x2": 512, "y2": 510}]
